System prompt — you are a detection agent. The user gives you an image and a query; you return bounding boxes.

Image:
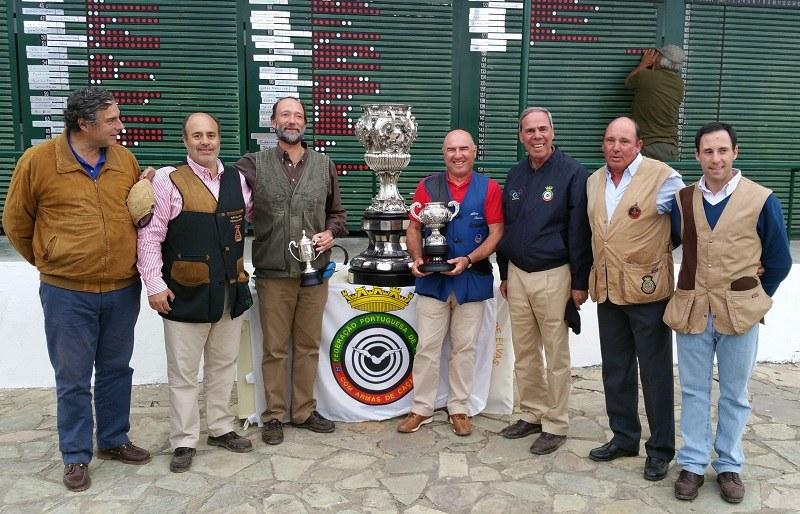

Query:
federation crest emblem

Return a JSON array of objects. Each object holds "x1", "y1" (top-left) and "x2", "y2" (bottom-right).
[
  {"x1": 330, "y1": 312, "x2": 417, "y2": 405},
  {"x1": 641, "y1": 275, "x2": 656, "y2": 294},
  {"x1": 542, "y1": 185, "x2": 554, "y2": 202},
  {"x1": 474, "y1": 233, "x2": 483, "y2": 244},
  {"x1": 628, "y1": 203, "x2": 641, "y2": 219},
  {"x1": 332, "y1": 288, "x2": 418, "y2": 405}
]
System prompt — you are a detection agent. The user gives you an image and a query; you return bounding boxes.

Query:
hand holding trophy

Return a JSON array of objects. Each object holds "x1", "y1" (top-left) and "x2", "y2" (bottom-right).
[{"x1": 408, "y1": 200, "x2": 460, "y2": 273}]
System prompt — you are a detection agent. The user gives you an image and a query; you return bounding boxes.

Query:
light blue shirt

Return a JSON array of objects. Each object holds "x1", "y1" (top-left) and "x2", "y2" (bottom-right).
[{"x1": 604, "y1": 153, "x2": 684, "y2": 223}]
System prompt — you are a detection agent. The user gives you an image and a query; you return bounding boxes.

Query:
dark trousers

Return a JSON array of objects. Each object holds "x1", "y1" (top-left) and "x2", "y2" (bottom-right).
[
  {"x1": 40, "y1": 281, "x2": 141, "y2": 464},
  {"x1": 597, "y1": 299, "x2": 675, "y2": 461}
]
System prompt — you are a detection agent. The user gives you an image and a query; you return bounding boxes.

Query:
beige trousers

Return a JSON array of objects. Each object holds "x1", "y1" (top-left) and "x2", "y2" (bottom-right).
[
  {"x1": 411, "y1": 293, "x2": 485, "y2": 416},
  {"x1": 256, "y1": 277, "x2": 328, "y2": 424},
  {"x1": 163, "y1": 311, "x2": 243, "y2": 450},
  {"x1": 507, "y1": 262, "x2": 572, "y2": 436}
]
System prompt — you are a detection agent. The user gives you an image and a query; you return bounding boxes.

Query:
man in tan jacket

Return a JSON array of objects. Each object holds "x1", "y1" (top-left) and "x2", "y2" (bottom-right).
[
  {"x1": 585, "y1": 117, "x2": 683, "y2": 481},
  {"x1": 668, "y1": 122, "x2": 791, "y2": 503},
  {"x1": 3, "y1": 87, "x2": 151, "y2": 492}
]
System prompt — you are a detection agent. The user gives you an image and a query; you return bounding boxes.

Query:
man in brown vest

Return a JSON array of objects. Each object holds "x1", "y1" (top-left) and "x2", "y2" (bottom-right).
[
  {"x1": 667, "y1": 122, "x2": 791, "y2": 503},
  {"x1": 586, "y1": 117, "x2": 684, "y2": 481},
  {"x1": 137, "y1": 113, "x2": 255, "y2": 473}
]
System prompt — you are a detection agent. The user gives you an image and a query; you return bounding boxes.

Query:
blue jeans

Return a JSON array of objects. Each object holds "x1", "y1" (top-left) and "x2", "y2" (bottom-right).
[
  {"x1": 39, "y1": 281, "x2": 141, "y2": 464},
  {"x1": 676, "y1": 314, "x2": 759, "y2": 475}
]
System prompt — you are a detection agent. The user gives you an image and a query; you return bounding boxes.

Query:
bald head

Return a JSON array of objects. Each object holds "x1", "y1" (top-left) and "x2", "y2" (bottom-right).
[
  {"x1": 442, "y1": 129, "x2": 477, "y2": 179},
  {"x1": 605, "y1": 117, "x2": 639, "y2": 140},
  {"x1": 603, "y1": 117, "x2": 643, "y2": 174}
]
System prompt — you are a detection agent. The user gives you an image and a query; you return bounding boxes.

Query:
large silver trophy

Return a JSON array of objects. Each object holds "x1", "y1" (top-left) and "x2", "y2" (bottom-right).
[
  {"x1": 348, "y1": 104, "x2": 417, "y2": 286},
  {"x1": 409, "y1": 200, "x2": 460, "y2": 273}
]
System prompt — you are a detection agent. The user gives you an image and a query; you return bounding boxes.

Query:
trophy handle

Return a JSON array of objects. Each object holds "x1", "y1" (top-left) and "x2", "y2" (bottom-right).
[
  {"x1": 331, "y1": 244, "x2": 350, "y2": 266},
  {"x1": 409, "y1": 201, "x2": 423, "y2": 222},
  {"x1": 288, "y1": 240, "x2": 302, "y2": 263},
  {"x1": 447, "y1": 200, "x2": 460, "y2": 220}
]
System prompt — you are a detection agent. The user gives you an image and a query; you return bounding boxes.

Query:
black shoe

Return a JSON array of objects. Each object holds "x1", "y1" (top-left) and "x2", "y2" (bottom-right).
[
  {"x1": 170, "y1": 447, "x2": 195, "y2": 473},
  {"x1": 207, "y1": 431, "x2": 253, "y2": 453},
  {"x1": 293, "y1": 411, "x2": 335, "y2": 433},
  {"x1": 589, "y1": 441, "x2": 639, "y2": 462},
  {"x1": 500, "y1": 419, "x2": 542, "y2": 439},
  {"x1": 644, "y1": 457, "x2": 669, "y2": 481},
  {"x1": 261, "y1": 419, "x2": 284, "y2": 445}
]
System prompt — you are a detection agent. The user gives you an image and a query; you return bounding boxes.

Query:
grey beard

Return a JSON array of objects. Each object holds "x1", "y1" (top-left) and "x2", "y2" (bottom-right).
[{"x1": 276, "y1": 126, "x2": 305, "y2": 144}]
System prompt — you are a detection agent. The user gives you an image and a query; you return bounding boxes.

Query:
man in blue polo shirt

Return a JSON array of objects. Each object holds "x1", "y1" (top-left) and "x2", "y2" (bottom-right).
[{"x1": 497, "y1": 107, "x2": 591, "y2": 455}]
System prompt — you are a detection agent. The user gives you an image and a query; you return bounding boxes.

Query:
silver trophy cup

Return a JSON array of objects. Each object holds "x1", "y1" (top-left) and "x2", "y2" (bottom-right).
[
  {"x1": 409, "y1": 200, "x2": 460, "y2": 273},
  {"x1": 288, "y1": 230, "x2": 324, "y2": 287}
]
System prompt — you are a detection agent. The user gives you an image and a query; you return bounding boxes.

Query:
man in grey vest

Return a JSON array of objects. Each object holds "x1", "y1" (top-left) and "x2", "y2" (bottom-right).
[{"x1": 236, "y1": 97, "x2": 347, "y2": 445}]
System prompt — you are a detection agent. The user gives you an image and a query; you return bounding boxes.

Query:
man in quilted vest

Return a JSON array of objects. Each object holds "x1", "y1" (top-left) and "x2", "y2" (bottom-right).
[
  {"x1": 668, "y1": 122, "x2": 791, "y2": 503},
  {"x1": 397, "y1": 130, "x2": 503, "y2": 437}
]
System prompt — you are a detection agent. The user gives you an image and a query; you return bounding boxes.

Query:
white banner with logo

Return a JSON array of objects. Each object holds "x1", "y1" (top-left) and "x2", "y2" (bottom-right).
[{"x1": 243, "y1": 281, "x2": 514, "y2": 423}]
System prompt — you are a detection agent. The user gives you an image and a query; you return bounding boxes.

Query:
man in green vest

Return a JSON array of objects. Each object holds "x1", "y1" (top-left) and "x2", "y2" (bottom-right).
[
  {"x1": 625, "y1": 45, "x2": 685, "y2": 161},
  {"x1": 236, "y1": 97, "x2": 347, "y2": 445},
  {"x1": 667, "y1": 122, "x2": 791, "y2": 503}
]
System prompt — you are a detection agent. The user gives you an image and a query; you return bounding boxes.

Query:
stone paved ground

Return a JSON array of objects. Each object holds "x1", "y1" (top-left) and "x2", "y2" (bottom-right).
[{"x1": 1, "y1": 364, "x2": 799, "y2": 513}]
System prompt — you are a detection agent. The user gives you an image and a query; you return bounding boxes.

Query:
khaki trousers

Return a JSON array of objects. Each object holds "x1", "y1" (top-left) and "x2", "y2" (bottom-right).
[
  {"x1": 163, "y1": 312, "x2": 243, "y2": 450},
  {"x1": 256, "y1": 277, "x2": 328, "y2": 424},
  {"x1": 507, "y1": 262, "x2": 572, "y2": 435},
  {"x1": 411, "y1": 293, "x2": 485, "y2": 416}
]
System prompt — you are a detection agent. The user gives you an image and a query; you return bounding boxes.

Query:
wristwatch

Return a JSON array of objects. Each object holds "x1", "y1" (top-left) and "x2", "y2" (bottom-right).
[{"x1": 465, "y1": 255, "x2": 473, "y2": 269}]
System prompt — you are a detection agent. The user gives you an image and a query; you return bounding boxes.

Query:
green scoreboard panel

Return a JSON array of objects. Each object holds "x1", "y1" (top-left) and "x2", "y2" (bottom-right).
[
  {"x1": 0, "y1": 0, "x2": 18, "y2": 216},
  {"x1": 526, "y1": 0, "x2": 663, "y2": 163},
  {"x1": 4, "y1": 1, "x2": 799, "y2": 234},
  {"x1": 682, "y1": 1, "x2": 800, "y2": 162},
  {"x1": 243, "y1": 0, "x2": 455, "y2": 220},
  {"x1": 14, "y1": 0, "x2": 242, "y2": 166}
]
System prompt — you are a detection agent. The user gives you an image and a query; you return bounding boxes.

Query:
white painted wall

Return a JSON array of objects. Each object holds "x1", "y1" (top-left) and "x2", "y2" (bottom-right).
[{"x1": 1, "y1": 260, "x2": 798, "y2": 388}]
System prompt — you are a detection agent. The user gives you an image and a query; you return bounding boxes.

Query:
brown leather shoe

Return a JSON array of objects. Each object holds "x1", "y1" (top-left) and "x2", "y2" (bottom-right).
[
  {"x1": 63, "y1": 463, "x2": 90, "y2": 492},
  {"x1": 397, "y1": 412, "x2": 432, "y2": 433},
  {"x1": 674, "y1": 469, "x2": 705, "y2": 500},
  {"x1": 96, "y1": 441, "x2": 151, "y2": 465},
  {"x1": 530, "y1": 432, "x2": 566, "y2": 455},
  {"x1": 170, "y1": 447, "x2": 196, "y2": 473},
  {"x1": 450, "y1": 413, "x2": 471, "y2": 436},
  {"x1": 207, "y1": 431, "x2": 253, "y2": 453},
  {"x1": 717, "y1": 471, "x2": 745, "y2": 503},
  {"x1": 293, "y1": 411, "x2": 335, "y2": 433},
  {"x1": 262, "y1": 419, "x2": 284, "y2": 445},
  {"x1": 500, "y1": 419, "x2": 542, "y2": 439}
]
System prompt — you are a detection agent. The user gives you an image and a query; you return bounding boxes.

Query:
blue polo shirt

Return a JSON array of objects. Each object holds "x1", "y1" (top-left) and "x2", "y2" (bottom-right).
[{"x1": 68, "y1": 133, "x2": 106, "y2": 180}]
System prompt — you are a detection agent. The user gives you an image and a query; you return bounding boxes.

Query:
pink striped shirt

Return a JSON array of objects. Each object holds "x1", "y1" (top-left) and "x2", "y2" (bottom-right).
[{"x1": 136, "y1": 156, "x2": 254, "y2": 296}]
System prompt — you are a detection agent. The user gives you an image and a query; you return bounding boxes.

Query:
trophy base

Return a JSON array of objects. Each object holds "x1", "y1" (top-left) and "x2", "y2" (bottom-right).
[
  {"x1": 348, "y1": 269, "x2": 415, "y2": 287},
  {"x1": 348, "y1": 210, "x2": 414, "y2": 287},
  {"x1": 299, "y1": 271, "x2": 323, "y2": 287},
  {"x1": 419, "y1": 261, "x2": 455, "y2": 273}
]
